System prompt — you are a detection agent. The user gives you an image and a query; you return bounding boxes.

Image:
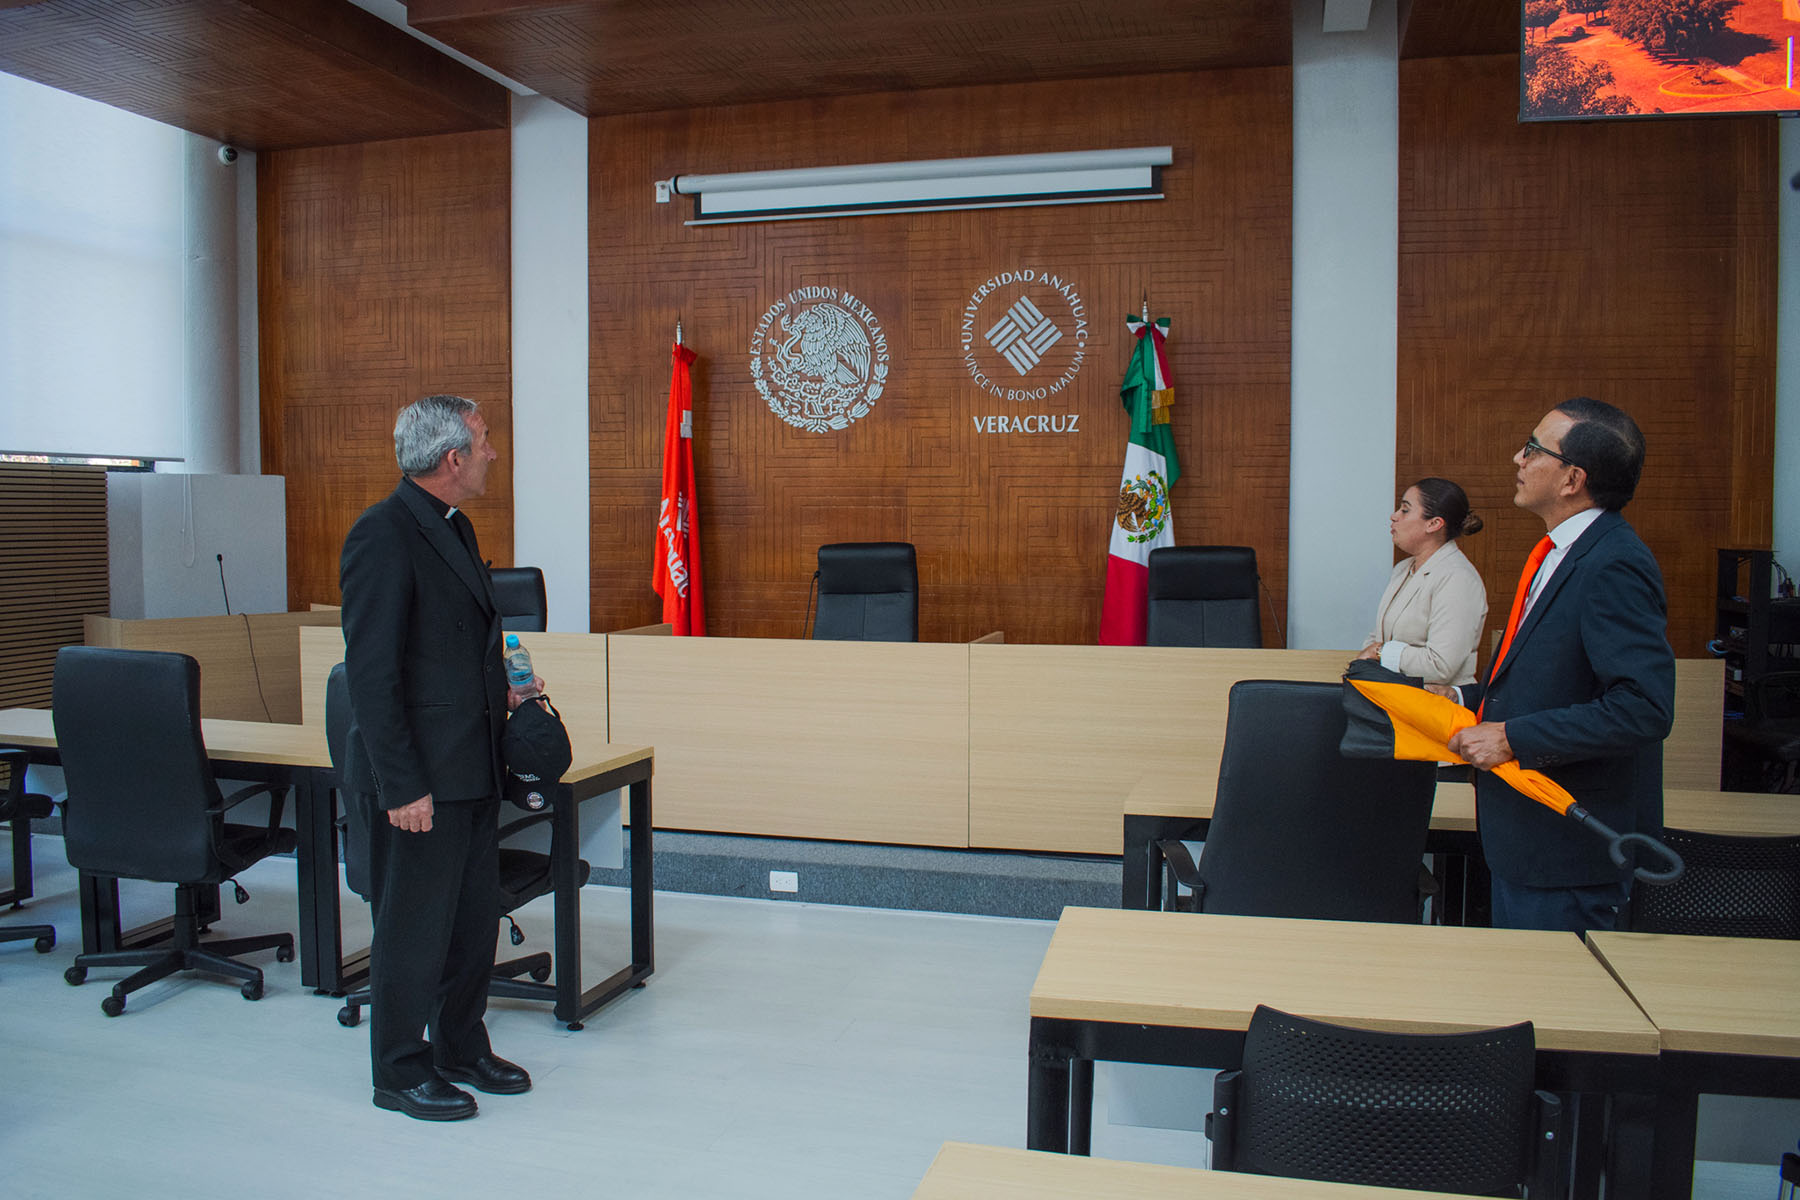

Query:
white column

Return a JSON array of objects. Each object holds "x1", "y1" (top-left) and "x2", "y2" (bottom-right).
[
  {"x1": 1286, "y1": 0, "x2": 1399, "y2": 650},
  {"x1": 511, "y1": 95, "x2": 591, "y2": 632},
  {"x1": 175, "y1": 133, "x2": 241, "y2": 474}
]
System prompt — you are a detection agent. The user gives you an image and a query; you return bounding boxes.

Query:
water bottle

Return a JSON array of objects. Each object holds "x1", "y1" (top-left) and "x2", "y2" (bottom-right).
[{"x1": 503, "y1": 634, "x2": 540, "y2": 700}]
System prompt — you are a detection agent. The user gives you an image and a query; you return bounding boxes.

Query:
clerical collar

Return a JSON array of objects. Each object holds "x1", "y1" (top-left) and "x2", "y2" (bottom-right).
[{"x1": 401, "y1": 474, "x2": 455, "y2": 520}]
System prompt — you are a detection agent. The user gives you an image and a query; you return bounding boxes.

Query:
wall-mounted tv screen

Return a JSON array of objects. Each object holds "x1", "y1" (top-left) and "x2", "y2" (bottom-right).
[{"x1": 1520, "y1": 0, "x2": 1799, "y2": 119}]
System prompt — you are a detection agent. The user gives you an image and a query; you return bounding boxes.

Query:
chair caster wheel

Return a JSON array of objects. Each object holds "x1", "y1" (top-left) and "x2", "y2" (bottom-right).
[
  {"x1": 530, "y1": 964, "x2": 551, "y2": 982},
  {"x1": 566, "y1": 1021, "x2": 583, "y2": 1031},
  {"x1": 101, "y1": 995, "x2": 125, "y2": 1017},
  {"x1": 34, "y1": 934, "x2": 54, "y2": 953},
  {"x1": 337, "y1": 1006, "x2": 361, "y2": 1027},
  {"x1": 64, "y1": 965, "x2": 86, "y2": 986},
  {"x1": 276, "y1": 944, "x2": 295, "y2": 963},
  {"x1": 241, "y1": 979, "x2": 264, "y2": 1001}
]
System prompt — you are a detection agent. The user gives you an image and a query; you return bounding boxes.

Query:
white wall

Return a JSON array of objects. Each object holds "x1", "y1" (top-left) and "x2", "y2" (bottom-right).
[
  {"x1": 1286, "y1": 0, "x2": 1400, "y2": 651},
  {"x1": 510, "y1": 95, "x2": 592, "y2": 632}
]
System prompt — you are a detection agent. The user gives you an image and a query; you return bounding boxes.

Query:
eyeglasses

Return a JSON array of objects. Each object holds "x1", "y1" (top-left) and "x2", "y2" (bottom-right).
[{"x1": 1521, "y1": 436, "x2": 1581, "y2": 470}]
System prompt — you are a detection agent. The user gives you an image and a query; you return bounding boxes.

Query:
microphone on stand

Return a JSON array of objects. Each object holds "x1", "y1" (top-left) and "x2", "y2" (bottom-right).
[
  {"x1": 802, "y1": 570, "x2": 820, "y2": 638},
  {"x1": 217, "y1": 553, "x2": 233, "y2": 615}
]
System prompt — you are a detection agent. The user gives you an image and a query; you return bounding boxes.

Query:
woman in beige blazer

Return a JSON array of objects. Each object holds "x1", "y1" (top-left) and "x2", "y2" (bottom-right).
[{"x1": 1355, "y1": 477, "x2": 1487, "y2": 686}]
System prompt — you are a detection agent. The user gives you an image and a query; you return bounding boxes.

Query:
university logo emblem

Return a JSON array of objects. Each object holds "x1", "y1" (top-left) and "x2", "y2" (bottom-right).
[
  {"x1": 749, "y1": 286, "x2": 890, "y2": 432},
  {"x1": 960, "y1": 268, "x2": 1089, "y2": 402},
  {"x1": 1115, "y1": 470, "x2": 1169, "y2": 544}
]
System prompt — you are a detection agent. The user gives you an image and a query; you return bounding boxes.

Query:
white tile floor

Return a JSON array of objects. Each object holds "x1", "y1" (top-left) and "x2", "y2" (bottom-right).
[{"x1": 0, "y1": 841, "x2": 1780, "y2": 1198}]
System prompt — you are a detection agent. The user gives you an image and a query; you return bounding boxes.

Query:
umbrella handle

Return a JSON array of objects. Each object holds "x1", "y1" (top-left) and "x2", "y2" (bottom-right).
[{"x1": 1568, "y1": 806, "x2": 1685, "y2": 885}]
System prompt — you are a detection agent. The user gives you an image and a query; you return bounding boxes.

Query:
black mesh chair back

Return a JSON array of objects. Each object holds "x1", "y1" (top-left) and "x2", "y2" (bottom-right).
[
  {"x1": 1628, "y1": 828, "x2": 1800, "y2": 939},
  {"x1": 813, "y1": 542, "x2": 918, "y2": 642},
  {"x1": 1209, "y1": 1005, "x2": 1561, "y2": 1196},
  {"x1": 1173, "y1": 680, "x2": 1436, "y2": 922},
  {"x1": 1146, "y1": 546, "x2": 1261, "y2": 648},
  {"x1": 54, "y1": 646, "x2": 230, "y2": 884},
  {"x1": 51, "y1": 645, "x2": 295, "y2": 1014},
  {"x1": 490, "y1": 566, "x2": 548, "y2": 632}
]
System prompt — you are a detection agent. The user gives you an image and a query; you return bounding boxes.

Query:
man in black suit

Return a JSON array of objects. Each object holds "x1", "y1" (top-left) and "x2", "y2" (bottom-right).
[
  {"x1": 340, "y1": 394, "x2": 534, "y2": 1121},
  {"x1": 1447, "y1": 397, "x2": 1675, "y2": 933}
]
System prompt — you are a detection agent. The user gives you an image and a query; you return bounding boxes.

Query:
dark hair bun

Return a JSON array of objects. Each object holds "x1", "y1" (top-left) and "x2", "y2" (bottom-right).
[{"x1": 1460, "y1": 512, "x2": 1484, "y2": 537}]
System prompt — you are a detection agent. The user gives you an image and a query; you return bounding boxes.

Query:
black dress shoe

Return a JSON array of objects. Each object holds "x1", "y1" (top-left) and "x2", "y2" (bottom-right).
[
  {"x1": 438, "y1": 1054, "x2": 531, "y2": 1095},
  {"x1": 373, "y1": 1076, "x2": 478, "y2": 1121}
]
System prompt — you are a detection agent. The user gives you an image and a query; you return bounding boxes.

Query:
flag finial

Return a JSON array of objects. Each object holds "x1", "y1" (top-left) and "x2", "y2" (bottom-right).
[
  {"x1": 1140, "y1": 291, "x2": 1149, "y2": 322},
  {"x1": 675, "y1": 314, "x2": 683, "y2": 345}
]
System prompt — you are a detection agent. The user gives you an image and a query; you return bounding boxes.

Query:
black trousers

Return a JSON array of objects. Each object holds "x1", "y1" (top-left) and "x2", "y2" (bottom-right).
[{"x1": 366, "y1": 797, "x2": 500, "y2": 1092}]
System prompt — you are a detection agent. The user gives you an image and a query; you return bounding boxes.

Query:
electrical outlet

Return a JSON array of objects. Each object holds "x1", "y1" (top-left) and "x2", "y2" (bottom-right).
[{"x1": 769, "y1": 870, "x2": 798, "y2": 893}]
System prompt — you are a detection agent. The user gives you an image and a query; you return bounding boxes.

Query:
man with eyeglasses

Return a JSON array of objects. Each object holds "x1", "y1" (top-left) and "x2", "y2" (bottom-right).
[{"x1": 1442, "y1": 397, "x2": 1675, "y2": 933}]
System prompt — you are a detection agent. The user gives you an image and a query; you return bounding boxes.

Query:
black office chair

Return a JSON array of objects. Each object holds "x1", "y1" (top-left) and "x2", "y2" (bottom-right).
[
  {"x1": 1155, "y1": 680, "x2": 1437, "y2": 922},
  {"x1": 53, "y1": 647, "x2": 295, "y2": 1015},
  {"x1": 490, "y1": 565, "x2": 548, "y2": 633},
  {"x1": 1207, "y1": 1005, "x2": 1565, "y2": 1197},
  {"x1": 812, "y1": 542, "x2": 918, "y2": 642},
  {"x1": 1146, "y1": 546, "x2": 1262, "y2": 648},
  {"x1": 1723, "y1": 671, "x2": 1800, "y2": 793},
  {"x1": 1, "y1": 749, "x2": 55, "y2": 955},
  {"x1": 1627, "y1": 828, "x2": 1800, "y2": 939},
  {"x1": 324, "y1": 663, "x2": 588, "y2": 1027}
]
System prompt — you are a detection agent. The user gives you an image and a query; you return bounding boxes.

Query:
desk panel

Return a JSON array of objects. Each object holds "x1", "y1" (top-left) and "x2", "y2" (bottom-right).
[
  {"x1": 88, "y1": 611, "x2": 341, "y2": 724},
  {"x1": 298, "y1": 626, "x2": 609, "y2": 747},
  {"x1": 607, "y1": 635, "x2": 969, "y2": 846},
  {"x1": 970, "y1": 645, "x2": 1352, "y2": 853}
]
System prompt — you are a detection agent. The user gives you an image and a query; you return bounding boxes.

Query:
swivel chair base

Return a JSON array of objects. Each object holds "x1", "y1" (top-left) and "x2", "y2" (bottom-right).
[
  {"x1": 1, "y1": 922, "x2": 55, "y2": 954},
  {"x1": 63, "y1": 883, "x2": 293, "y2": 1015}
]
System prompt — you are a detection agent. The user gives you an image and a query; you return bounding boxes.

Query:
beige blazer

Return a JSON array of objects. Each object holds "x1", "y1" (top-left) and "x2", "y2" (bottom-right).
[{"x1": 1363, "y1": 539, "x2": 1488, "y2": 686}]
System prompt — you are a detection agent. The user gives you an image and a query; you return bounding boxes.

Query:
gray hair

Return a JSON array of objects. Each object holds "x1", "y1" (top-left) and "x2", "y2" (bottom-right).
[{"x1": 394, "y1": 394, "x2": 478, "y2": 476}]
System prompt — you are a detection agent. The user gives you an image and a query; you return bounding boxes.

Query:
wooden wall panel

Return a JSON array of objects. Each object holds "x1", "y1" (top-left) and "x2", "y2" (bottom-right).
[
  {"x1": 0, "y1": 464, "x2": 108, "y2": 709},
  {"x1": 589, "y1": 70, "x2": 1293, "y2": 644},
  {"x1": 259, "y1": 130, "x2": 513, "y2": 611},
  {"x1": 1397, "y1": 56, "x2": 1777, "y2": 664}
]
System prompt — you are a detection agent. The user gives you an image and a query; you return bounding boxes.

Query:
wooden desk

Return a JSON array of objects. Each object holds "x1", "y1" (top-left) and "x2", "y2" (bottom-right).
[
  {"x1": 0, "y1": 708, "x2": 654, "y2": 1028},
  {"x1": 1026, "y1": 907, "x2": 1660, "y2": 1175},
  {"x1": 913, "y1": 1141, "x2": 1482, "y2": 1199},
  {"x1": 1121, "y1": 782, "x2": 1800, "y2": 914},
  {"x1": 1587, "y1": 930, "x2": 1800, "y2": 1200}
]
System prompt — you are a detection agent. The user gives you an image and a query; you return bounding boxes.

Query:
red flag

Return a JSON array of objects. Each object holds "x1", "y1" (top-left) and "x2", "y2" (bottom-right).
[{"x1": 653, "y1": 341, "x2": 704, "y2": 635}]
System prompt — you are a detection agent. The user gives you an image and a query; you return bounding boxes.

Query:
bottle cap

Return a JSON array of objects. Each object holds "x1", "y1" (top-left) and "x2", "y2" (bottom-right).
[{"x1": 505, "y1": 634, "x2": 520, "y2": 648}]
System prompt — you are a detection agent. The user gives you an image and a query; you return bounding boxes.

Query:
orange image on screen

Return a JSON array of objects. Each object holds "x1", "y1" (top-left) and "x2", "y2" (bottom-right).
[{"x1": 1521, "y1": 0, "x2": 1800, "y2": 118}]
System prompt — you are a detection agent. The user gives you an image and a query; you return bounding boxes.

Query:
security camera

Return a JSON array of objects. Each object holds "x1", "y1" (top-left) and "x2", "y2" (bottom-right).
[{"x1": 218, "y1": 145, "x2": 239, "y2": 165}]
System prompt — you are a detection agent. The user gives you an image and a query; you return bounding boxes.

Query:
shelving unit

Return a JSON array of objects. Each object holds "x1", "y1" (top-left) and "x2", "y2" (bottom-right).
[{"x1": 1714, "y1": 548, "x2": 1800, "y2": 715}]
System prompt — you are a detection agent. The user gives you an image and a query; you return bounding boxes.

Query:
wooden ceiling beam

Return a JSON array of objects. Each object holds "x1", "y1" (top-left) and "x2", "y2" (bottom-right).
[{"x1": 0, "y1": 0, "x2": 508, "y2": 150}]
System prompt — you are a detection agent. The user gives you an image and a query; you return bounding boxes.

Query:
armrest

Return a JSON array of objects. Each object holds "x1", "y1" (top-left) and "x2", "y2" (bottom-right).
[
  {"x1": 215, "y1": 781, "x2": 289, "y2": 837},
  {"x1": 498, "y1": 810, "x2": 555, "y2": 843},
  {"x1": 1206, "y1": 1069, "x2": 1242, "y2": 1168},
  {"x1": 1154, "y1": 838, "x2": 1206, "y2": 913}
]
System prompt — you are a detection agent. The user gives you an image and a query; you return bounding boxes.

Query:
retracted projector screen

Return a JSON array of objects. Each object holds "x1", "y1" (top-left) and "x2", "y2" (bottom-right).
[{"x1": 0, "y1": 72, "x2": 187, "y2": 461}]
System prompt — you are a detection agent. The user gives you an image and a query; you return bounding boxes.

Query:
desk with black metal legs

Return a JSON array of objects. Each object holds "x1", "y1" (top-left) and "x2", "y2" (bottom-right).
[
  {"x1": 0, "y1": 707, "x2": 656, "y2": 1028},
  {"x1": 1587, "y1": 930, "x2": 1800, "y2": 1200},
  {"x1": 0, "y1": 707, "x2": 315, "y2": 955},
  {"x1": 1027, "y1": 907, "x2": 1664, "y2": 1196},
  {"x1": 1123, "y1": 780, "x2": 1800, "y2": 923}
]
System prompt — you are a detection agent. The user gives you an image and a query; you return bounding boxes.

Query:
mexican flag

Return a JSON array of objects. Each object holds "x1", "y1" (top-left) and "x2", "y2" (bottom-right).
[
  {"x1": 1097, "y1": 315, "x2": 1179, "y2": 645},
  {"x1": 653, "y1": 340, "x2": 705, "y2": 635}
]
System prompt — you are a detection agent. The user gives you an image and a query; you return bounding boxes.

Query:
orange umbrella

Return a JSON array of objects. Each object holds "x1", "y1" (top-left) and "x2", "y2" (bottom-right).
[{"x1": 1341, "y1": 660, "x2": 1682, "y2": 885}]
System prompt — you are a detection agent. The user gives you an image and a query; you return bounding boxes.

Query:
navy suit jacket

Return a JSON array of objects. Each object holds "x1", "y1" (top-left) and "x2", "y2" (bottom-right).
[
  {"x1": 339, "y1": 477, "x2": 507, "y2": 811},
  {"x1": 1462, "y1": 510, "x2": 1674, "y2": 888}
]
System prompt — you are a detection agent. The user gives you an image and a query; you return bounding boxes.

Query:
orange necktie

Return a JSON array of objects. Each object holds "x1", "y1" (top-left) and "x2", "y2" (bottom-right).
[{"x1": 1478, "y1": 534, "x2": 1553, "y2": 719}]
